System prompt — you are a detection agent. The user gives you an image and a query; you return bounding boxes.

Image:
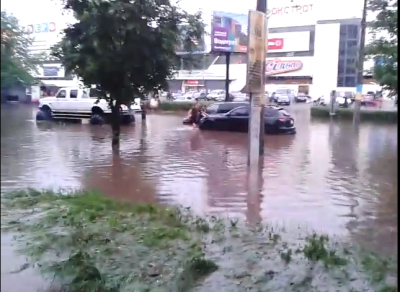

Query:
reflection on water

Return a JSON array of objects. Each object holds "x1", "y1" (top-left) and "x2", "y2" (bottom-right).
[{"x1": 1, "y1": 104, "x2": 397, "y2": 255}]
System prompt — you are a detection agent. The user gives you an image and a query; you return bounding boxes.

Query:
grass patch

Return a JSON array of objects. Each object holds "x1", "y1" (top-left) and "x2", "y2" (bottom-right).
[
  {"x1": 2, "y1": 190, "x2": 397, "y2": 292},
  {"x1": 310, "y1": 106, "x2": 398, "y2": 123}
]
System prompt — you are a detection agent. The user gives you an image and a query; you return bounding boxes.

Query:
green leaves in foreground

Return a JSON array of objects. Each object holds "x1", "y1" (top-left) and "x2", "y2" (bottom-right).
[{"x1": 1, "y1": 189, "x2": 397, "y2": 292}]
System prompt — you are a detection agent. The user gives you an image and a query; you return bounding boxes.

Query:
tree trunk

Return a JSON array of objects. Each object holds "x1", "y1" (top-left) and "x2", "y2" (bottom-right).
[
  {"x1": 141, "y1": 101, "x2": 147, "y2": 121},
  {"x1": 110, "y1": 101, "x2": 121, "y2": 151}
]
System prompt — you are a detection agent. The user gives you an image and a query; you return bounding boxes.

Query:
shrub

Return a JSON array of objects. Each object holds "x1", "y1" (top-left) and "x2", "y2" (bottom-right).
[
  {"x1": 145, "y1": 101, "x2": 214, "y2": 112},
  {"x1": 310, "y1": 106, "x2": 398, "y2": 123}
]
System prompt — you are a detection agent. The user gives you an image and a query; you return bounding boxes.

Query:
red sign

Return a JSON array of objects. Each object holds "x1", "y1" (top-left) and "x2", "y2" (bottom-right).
[
  {"x1": 265, "y1": 59, "x2": 303, "y2": 76},
  {"x1": 268, "y1": 38, "x2": 284, "y2": 50},
  {"x1": 185, "y1": 80, "x2": 199, "y2": 85}
]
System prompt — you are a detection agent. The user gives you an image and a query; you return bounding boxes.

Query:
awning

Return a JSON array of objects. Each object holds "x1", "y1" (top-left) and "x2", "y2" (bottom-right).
[{"x1": 40, "y1": 80, "x2": 79, "y2": 87}]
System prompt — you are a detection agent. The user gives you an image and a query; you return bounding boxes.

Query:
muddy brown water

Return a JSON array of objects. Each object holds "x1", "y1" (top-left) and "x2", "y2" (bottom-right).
[{"x1": 1, "y1": 104, "x2": 397, "y2": 291}]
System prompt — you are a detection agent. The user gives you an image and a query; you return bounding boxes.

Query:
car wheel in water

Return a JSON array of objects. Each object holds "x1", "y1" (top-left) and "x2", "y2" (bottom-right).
[
  {"x1": 121, "y1": 114, "x2": 135, "y2": 125},
  {"x1": 36, "y1": 108, "x2": 52, "y2": 121},
  {"x1": 90, "y1": 113, "x2": 105, "y2": 125}
]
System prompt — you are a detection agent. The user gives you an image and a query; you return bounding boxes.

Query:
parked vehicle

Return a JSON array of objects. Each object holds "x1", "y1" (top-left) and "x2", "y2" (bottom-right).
[
  {"x1": 206, "y1": 90, "x2": 233, "y2": 101},
  {"x1": 198, "y1": 105, "x2": 296, "y2": 134},
  {"x1": 193, "y1": 91, "x2": 208, "y2": 101},
  {"x1": 295, "y1": 93, "x2": 310, "y2": 103},
  {"x1": 276, "y1": 95, "x2": 291, "y2": 106},
  {"x1": 182, "y1": 101, "x2": 248, "y2": 125},
  {"x1": 173, "y1": 94, "x2": 195, "y2": 102},
  {"x1": 231, "y1": 92, "x2": 249, "y2": 102},
  {"x1": 36, "y1": 87, "x2": 135, "y2": 125},
  {"x1": 275, "y1": 88, "x2": 295, "y2": 105}
]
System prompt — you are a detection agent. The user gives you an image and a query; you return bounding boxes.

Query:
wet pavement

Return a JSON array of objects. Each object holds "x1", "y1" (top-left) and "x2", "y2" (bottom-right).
[{"x1": 1, "y1": 103, "x2": 398, "y2": 291}]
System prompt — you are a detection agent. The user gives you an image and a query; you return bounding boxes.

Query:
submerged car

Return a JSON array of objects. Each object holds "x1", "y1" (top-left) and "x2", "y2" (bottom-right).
[
  {"x1": 182, "y1": 101, "x2": 248, "y2": 125},
  {"x1": 198, "y1": 105, "x2": 296, "y2": 134}
]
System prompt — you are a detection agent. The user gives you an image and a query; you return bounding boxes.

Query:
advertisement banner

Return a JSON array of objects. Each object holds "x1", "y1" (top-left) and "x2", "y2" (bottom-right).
[
  {"x1": 267, "y1": 31, "x2": 310, "y2": 53},
  {"x1": 211, "y1": 11, "x2": 248, "y2": 53},
  {"x1": 246, "y1": 10, "x2": 267, "y2": 94},
  {"x1": 265, "y1": 59, "x2": 303, "y2": 76}
]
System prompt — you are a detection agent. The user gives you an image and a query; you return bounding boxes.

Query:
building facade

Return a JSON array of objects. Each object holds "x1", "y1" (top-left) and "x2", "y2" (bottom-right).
[
  {"x1": 22, "y1": 20, "x2": 79, "y2": 92},
  {"x1": 171, "y1": 0, "x2": 380, "y2": 96}
]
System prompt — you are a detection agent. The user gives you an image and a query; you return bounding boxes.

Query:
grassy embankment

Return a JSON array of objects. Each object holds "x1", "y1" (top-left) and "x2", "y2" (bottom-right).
[
  {"x1": 310, "y1": 106, "x2": 398, "y2": 123},
  {"x1": 1, "y1": 190, "x2": 397, "y2": 292}
]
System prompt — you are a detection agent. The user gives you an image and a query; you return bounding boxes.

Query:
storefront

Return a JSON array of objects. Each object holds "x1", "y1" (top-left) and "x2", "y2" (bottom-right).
[{"x1": 170, "y1": 0, "x2": 382, "y2": 96}]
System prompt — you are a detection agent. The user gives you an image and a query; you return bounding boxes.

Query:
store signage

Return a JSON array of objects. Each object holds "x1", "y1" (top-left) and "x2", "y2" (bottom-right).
[
  {"x1": 25, "y1": 22, "x2": 56, "y2": 34},
  {"x1": 268, "y1": 31, "x2": 310, "y2": 53},
  {"x1": 184, "y1": 80, "x2": 206, "y2": 86},
  {"x1": 268, "y1": 38, "x2": 284, "y2": 50},
  {"x1": 265, "y1": 59, "x2": 303, "y2": 76}
]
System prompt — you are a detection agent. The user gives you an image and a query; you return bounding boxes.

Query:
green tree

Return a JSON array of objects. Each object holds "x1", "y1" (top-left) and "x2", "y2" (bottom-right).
[
  {"x1": 1, "y1": 11, "x2": 37, "y2": 88},
  {"x1": 366, "y1": 0, "x2": 398, "y2": 95},
  {"x1": 52, "y1": 0, "x2": 204, "y2": 150}
]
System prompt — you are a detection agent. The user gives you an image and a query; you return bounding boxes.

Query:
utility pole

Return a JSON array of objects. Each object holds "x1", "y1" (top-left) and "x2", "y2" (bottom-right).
[
  {"x1": 225, "y1": 52, "x2": 231, "y2": 101},
  {"x1": 247, "y1": 0, "x2": 267, "y2": 168},
  {"x1": 353, "y1": 0, "x2": 368, "y2": 125}
]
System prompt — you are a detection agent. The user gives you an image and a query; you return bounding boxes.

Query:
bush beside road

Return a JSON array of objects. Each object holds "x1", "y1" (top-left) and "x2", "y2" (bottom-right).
[{"x1": 311, "y1": 106, "x2": 398, "y2": 123}]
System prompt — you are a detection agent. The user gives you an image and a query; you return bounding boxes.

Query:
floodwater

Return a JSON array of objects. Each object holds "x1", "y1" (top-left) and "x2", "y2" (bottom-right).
[{"x1": 1, "y1": 104, "x2": 398, "y2": 291}]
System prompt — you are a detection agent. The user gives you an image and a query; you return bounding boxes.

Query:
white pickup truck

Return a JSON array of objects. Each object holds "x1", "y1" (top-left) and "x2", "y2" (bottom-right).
[{"x1": 36, "y1": 87, "x2": 141, "y2": 125}]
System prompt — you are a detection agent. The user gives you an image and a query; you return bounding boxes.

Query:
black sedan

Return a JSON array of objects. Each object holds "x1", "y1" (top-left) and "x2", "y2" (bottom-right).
[{"x1": 199, "y1": 105, "x2": 296, "y2": 134}]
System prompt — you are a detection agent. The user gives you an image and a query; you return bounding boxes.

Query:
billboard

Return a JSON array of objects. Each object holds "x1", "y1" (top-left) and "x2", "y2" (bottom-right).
[{"x1": 211, "y1": 11, "x2": 248, "y2": 53}]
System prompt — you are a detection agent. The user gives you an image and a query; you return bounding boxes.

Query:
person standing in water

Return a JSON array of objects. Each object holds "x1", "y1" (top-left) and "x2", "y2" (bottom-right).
[{"x1": 190, "y1": 101, "x2": 201, "y2": 128}]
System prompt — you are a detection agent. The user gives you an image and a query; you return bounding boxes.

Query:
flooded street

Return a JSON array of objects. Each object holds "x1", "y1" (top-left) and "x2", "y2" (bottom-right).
[{"x1": 1, "y1": 104, "x2": 398, "y2": 291}]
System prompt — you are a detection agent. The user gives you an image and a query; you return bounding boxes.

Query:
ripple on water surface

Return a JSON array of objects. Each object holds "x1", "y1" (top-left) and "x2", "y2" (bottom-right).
[{"x1": 1, "y1": 104, "x2": 398, "y2": 255}]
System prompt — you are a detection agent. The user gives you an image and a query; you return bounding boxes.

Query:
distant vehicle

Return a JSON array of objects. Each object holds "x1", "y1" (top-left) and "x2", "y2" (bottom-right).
[
  {"x1": 207, "y1": 90, "x2": 227, "y2": 101},
  {"x1": 182, "y1": 101, "x2": 248, "y2": 125},
  {"x1": 295, "y1": 93, "x2": 310, "y2": 103},
  {"x1": 198, "y1": 105, "x2": 296, "y2": 134},
  {"x1": 276, "y1": 95, "x2": 291, "y2": 106},
  {"x1": 193, "y1": 91, "x2": 208, "y2": 101},
  {"x1": 174, "y1": 94, "x2": 195, "y2": 102},
  {"x1": 230, "y1": 92, "x2": 248, "y2": 102},
  {"x1": 36, "y1": 87, "x2": 135, "y2": 125},
  {"x1": 275, "y1": 88, "x2": 295, "y2": 105},
  {"x1": 171, "y1": 92, "x2": 183, "y2": 100}
]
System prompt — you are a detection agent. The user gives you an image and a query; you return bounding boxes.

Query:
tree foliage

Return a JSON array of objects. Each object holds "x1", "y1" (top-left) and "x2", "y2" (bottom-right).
[
  {"x1": 366, "y1": 0, "x2": 398, "y2": 95},
  {"x1": 52, "y1": 0, "x2": 204, "y2": 148},
  {"x1": 1, "y1": 11, "x2": 38, "y2": 88}
]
